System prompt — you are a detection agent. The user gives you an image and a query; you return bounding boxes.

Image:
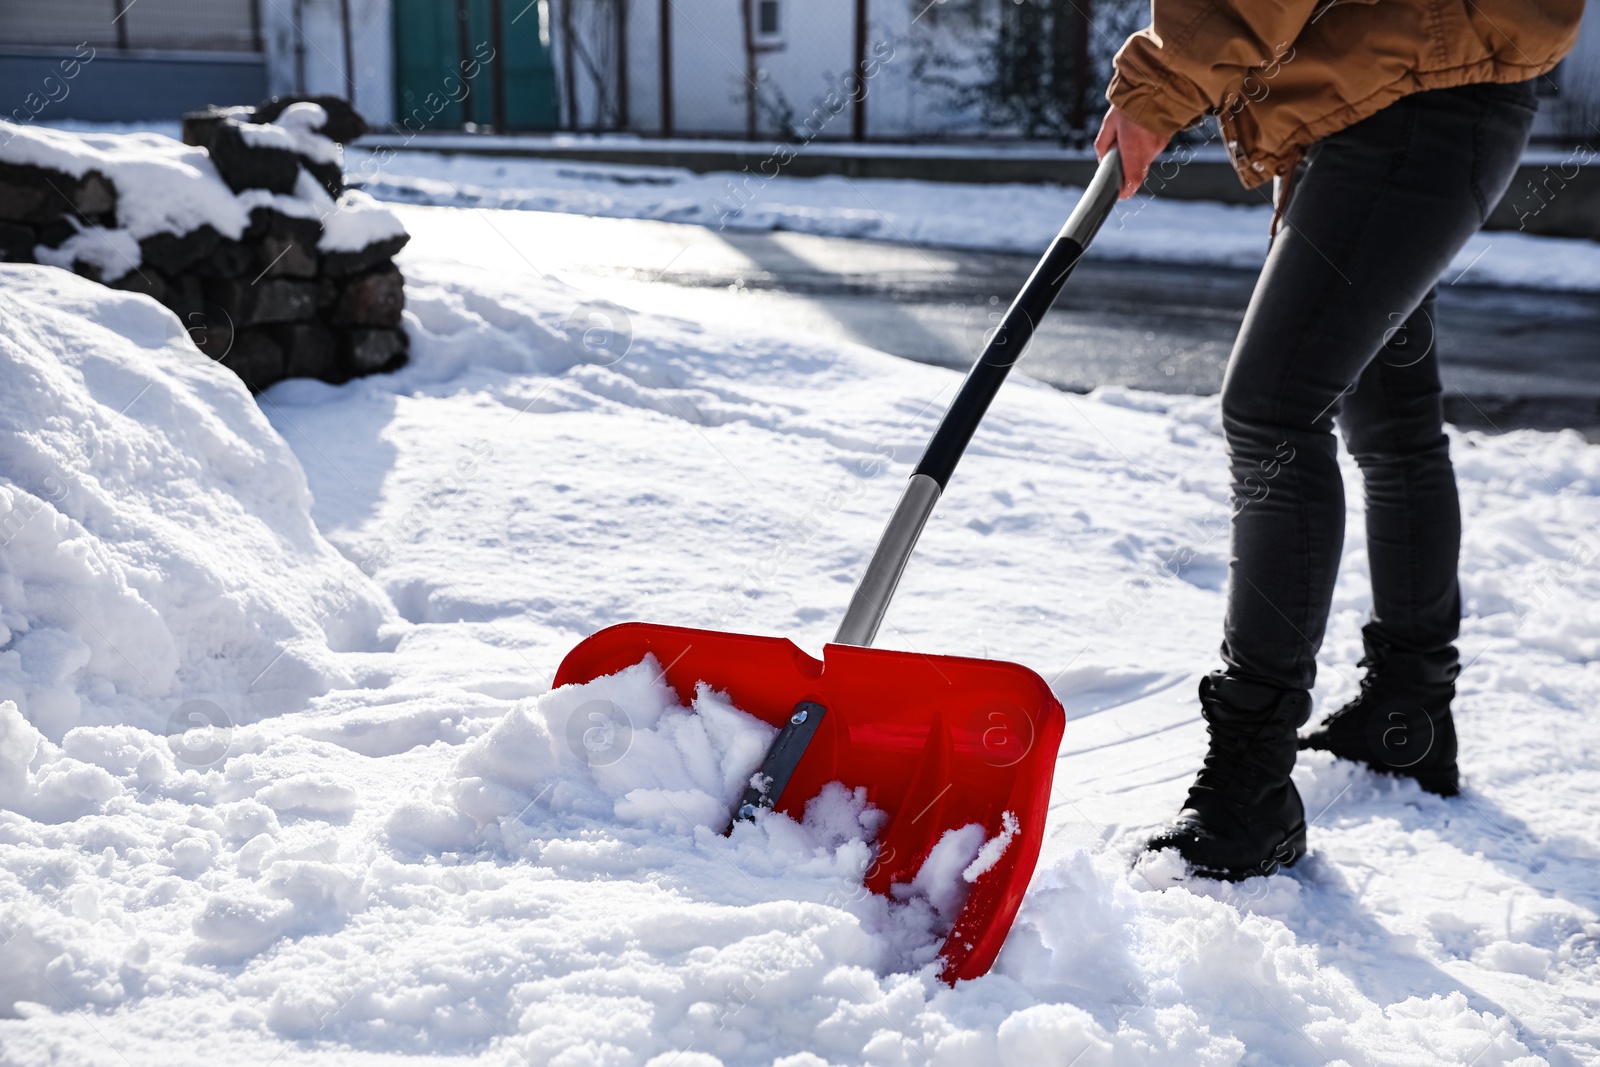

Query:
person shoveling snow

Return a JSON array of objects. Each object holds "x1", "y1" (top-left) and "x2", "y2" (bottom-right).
[
  {"x1": 1096, "y1": 0, "x2": 1581, "y2": 880},
  {"x1": 543, "y1": 152, "x2": 1128, "y2": 980}
]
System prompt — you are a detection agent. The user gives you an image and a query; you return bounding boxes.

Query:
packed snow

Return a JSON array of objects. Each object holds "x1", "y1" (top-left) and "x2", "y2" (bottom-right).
[
  {"x1": 0, "y1": 206, "x2": 1597, "y2": 1067},
  {"x1": 345, "y1": 148, "x2": 1600, "y2": 293}
]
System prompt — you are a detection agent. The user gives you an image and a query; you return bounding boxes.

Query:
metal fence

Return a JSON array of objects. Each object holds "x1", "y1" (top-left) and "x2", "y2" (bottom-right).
[
  {"x1": 262, "y1": 0, "x2": 392, "y2": 126},
  {"x1": 545, "y1": 0, "x2": 1162, "y2": 143},
  {"x1": 548, "y1": 0, "x2": 1598, "y2": 144}
]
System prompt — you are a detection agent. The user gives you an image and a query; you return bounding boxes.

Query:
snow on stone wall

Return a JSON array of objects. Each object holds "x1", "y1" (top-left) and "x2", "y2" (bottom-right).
[{"x1": 0, "y1": 99, "x2": 409, "y2": 393}]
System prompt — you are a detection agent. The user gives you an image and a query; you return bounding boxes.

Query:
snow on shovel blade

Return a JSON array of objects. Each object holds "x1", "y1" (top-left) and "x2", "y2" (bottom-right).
[{"x1": 553, "y1": 621, "x2": 1066, "y2": 983}]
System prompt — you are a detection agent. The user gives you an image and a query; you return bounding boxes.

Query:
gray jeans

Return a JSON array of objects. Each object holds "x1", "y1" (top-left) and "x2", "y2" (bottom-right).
[{"x1": 1219, "y1": 80, "x2": 1538, "y2": 691}]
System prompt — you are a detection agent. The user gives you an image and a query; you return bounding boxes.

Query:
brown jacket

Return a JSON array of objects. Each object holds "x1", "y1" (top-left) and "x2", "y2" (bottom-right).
[{"x1": 1107, "y1": 0, "x2": 1585, "y2": 187}]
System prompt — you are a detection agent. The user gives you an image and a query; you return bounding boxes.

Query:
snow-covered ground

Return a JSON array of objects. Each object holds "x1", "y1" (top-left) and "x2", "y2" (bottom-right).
[
  {"x1": 37, "y1": 119, "x2": 1600, "y2": 290},
  {"x1": 347, "y1": 149, "x2": 1600, "y2": 293},
  {"x1": 2, "y1": 236, "x2": 1598, "y2": 1067}
]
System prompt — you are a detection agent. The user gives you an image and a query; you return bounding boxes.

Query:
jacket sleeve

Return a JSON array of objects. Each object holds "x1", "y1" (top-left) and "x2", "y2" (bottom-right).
[{"x1": 1106, "y1": 0, "x2": 1324, "y2": 137}]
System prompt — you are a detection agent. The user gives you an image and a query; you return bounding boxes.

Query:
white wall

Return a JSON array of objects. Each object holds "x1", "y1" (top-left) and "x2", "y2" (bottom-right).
[
  {"x1": 863, "y1": 0, "x2": 991, "y2": 138},
  {"x1": 621, "y1": 0, "x2": 1600, "y2": 143},
  {"x1": 625, "y1": 0, "x2": 665, "y2": 131},
  {"x1": 348, "y1": 0, "x2": 395, "y2": 125},
  {"x1": 667, "y1": 1, "x2": 747, "y2": 135},
  {"x1": 262, "y1": 0, "x2": 393, "y2": 126},
  {"x1": 614, "y1": 0, "x2": 1009, "y2": 140},
  {"x1": 620, "y1": 0, "x2": 860, "y2": 138}
]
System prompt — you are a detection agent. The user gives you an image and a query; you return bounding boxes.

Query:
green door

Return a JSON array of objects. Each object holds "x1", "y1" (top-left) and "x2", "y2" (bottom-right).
[{"x1": 393, "y1": 0, "x2": 558, "y2": 131}]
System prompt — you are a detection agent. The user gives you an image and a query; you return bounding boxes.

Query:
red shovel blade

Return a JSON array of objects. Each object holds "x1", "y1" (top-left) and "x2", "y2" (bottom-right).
[{"x1": 553, "y1": 622, "x2": 1066, "y2": 983}]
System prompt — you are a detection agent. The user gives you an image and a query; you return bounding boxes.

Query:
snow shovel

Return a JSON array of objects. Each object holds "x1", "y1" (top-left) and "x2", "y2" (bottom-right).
[{"x1": 555, "y1": 148, "x2": 1126, "y2": 982}]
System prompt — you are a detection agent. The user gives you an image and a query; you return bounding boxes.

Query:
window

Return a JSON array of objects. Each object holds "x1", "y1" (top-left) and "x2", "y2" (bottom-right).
[{"x1": 755, "y1": 0, "x2": 781, "y2": 39}]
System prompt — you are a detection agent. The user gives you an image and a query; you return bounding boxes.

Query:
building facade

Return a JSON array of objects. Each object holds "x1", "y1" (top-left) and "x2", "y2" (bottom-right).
[{"x1": 1, "y1": 0, "x2": 1596, "y2": 144}]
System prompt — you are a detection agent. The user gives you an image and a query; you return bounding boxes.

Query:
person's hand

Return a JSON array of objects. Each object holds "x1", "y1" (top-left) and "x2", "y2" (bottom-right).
[{"x1": 1095, "y1": 106, "x2": 1171, "y2": 199}]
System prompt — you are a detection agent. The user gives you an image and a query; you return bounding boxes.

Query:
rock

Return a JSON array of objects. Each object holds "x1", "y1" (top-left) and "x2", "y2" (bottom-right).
[
  {"x1": 249, "y1": 209, "x2": 319, "y2": 279},
  {"x1": 243, "y1": 100, "x2": 346, "y2": 195},
  {"x1": 270, "y1": 322, "x2": 340, "y2": 380},
  {"x1": 253, "y1": 95, "x2": 368, "y2": 145},
  {"x1": 35, "y1": 219, "x2": 75, "y2": 249},
  {"x1": 302, "y1": 158, "x2": 343, "y2": 200},
  {"x1": 205, "y1": 237, "x2": 255, "y2": 278},
  {"x1": 182, "y1": 105, "x2": 255, "y2": 148},
  {"x1": 316, "y1": 275, "x2": 341, "y2": 310},
  {"x1": 345, "y1": 327, "x2": 407, "y2": 374},
  {"x1": 334, "y1": 266, "x2": 404, "y2": 328},
  {"x1": 320, "y1": 233, "x2": 409, "y2": 278},
  {"x1": 0, "y1": 164, "x2": 114, "y2": 224},
  {"x1": 0, "y1": 168, "x2": 56, "y2": 222},
  {"x1": 157, "y1": 272, "x2": 203, "y2": 318},
  {"x1": 0, "y1": 221, "x2": 36, "y2": 262},
  {"x1": 221, "y1": 330, "x2": 285, "y2": 392},
  {"x1": 195, "y1": 118, "x2": 300, "y2": 195},
  {"x1": 321, "y1": 233, "x2": 410, "y2": 277},
  {"x1": 75, "y1": 172, "x2": 115, "y2": 218},
  {"x1": 140, "y1": 225, "x2": 222, "y2": 275},
  {"x1": 208, "y1": 277, "x2": 321, "y2": 327},
  {"x1": 187, "y1": 301, "x2": 236, "y2": 361},
  {"x1": 159, "y1": 277, "x2": 218, "y2": 358},
  {"x1": 106, "y1": 268, "x2": 167, "y2": 303},
  {"x1": 0, "y1": 162, "x2": 89, "y2": 223}
]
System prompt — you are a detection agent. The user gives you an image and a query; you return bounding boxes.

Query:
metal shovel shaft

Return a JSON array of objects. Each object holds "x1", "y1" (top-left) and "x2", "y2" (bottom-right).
[
  {"x1": 833, "y1": 147, "x2": 1126, "y2": 647},
  {"x1": 730, "y1": 150, "x2": 1125, "y2": 831}
]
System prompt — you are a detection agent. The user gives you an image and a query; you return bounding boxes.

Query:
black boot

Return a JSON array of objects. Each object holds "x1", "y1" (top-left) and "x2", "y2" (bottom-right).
[
  {"x1": 1146, "y1": 673, "x2": 1313, "y2": 881},
  {"x1": 1299, "y1": 624, "x2": 1460, "y2": 796}
]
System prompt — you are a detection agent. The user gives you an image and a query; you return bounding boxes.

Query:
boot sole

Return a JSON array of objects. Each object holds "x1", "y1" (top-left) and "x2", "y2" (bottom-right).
[{"x1": 1186, "y1": 822, "x2": 1308, "y2": 883}]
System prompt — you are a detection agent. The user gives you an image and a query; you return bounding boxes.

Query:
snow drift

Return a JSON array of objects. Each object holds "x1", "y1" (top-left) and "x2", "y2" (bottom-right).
[{"x1": 0, "y1": 264, "x2": 393, "y2": 745}]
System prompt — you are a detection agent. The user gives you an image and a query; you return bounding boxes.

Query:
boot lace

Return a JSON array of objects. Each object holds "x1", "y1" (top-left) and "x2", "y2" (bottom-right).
[
  {"x1": 1193, "y1": 709, "x2": 1279, "y2": 799},
  {"x1": 1315, "y1": 651, "x2": 1383, "y2": 731}
]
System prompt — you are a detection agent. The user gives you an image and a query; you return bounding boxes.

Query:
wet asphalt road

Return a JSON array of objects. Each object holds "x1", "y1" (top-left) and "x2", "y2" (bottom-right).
[{"x1": 412, "y1": 208, "x2": 1600, "y2": 434}]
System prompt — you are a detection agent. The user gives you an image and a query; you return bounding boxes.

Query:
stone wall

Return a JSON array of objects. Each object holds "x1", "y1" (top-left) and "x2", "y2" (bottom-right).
[{"x1": 0, "y1": 96, "x2": 409, "y2": 393}]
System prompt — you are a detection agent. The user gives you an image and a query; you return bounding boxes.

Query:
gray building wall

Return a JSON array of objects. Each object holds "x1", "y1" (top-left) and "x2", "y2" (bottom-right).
[{"x1": 0, "y1": 48, "x2": 266, "y2": 124}]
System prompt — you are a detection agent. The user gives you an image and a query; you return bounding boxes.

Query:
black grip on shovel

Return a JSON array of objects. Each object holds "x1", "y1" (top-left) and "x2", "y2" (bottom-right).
[
  {"x1": 913, "y1": 236, "x2": 1089, "y2": 490},
  {"x1": 913, "y1": 147, "x2": 1123, "y2": 491},
  {"x1": 732, "y1": 701, "x2": 827, "y2": 825}
]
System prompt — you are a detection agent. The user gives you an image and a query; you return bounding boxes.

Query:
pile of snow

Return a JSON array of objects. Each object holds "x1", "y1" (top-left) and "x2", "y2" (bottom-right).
[
  {"x1": 433, "y1": 656, "x2": 782, "y2": 838},
  {"x1": 346, "y1": 149, "x2": 1600, "y2": 292},
  {"x1": 2, "y1": 120, "x2": 404, "y2": 280},
  {"x1": 0, "y1": 265, "x2": 392, "y2": 737},
  {"x1": 394, "y1": 655, "x2": 1007, "y2": 973},
  {"x1": 1, "y1": 239, "x2": 1596, "y2": 1065}
]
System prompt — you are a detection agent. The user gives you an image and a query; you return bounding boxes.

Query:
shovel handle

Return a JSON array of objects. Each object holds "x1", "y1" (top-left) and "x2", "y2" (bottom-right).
[{"x1": 834, "y1": 148, "x2": 1125, "y2": 648}]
